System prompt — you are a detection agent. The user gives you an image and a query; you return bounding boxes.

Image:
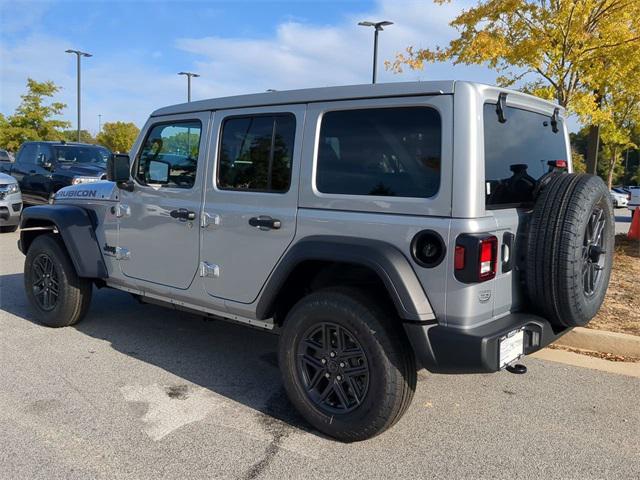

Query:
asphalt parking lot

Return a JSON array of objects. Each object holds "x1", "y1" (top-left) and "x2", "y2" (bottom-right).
[{"x1": 1, "y1": 229, "x2": 639, "y2": 479}]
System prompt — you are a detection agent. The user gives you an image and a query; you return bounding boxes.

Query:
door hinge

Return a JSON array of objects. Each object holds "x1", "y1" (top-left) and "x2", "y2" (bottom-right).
[
  {"x1": 199, "y1": 261, "x2": 220, "y2": 278},
  {"x1": 201, "y1": 212, "x2": 221, "y2": 229},
  {"x1": 115, "y1": 247, "x2": 130, "y2": 260},
  {"x1": 115, "y1": 203, "x2": 131, "y2": 218}
]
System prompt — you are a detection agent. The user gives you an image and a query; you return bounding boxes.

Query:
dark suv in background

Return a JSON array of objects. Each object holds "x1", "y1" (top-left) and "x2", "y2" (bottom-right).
[{"x1": 0, "y1": 141, "x2": 111, "y2": 205}]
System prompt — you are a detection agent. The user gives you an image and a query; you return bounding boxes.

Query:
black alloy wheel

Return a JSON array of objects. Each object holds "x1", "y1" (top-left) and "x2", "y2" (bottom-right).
[
  {"x1": 582, "y1": 206, "x2": 607, "y2": 297},
  {"x1": 279, "y1": 287, "x2": 417, "y2": 442},
  {"x1": 31, "y1": 253, "x2": 60, "y2": 311},
  {"x1": 297, "y1": 322, "x2": 370, "y2": 415},
  {"x1": 24, "y1": 234, "x2": 92, "y2": 327}
]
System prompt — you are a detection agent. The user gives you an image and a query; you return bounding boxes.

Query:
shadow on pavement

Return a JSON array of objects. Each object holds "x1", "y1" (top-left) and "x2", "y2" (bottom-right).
[{"x1": 0, "y1": 271, "x2": 312, "y2": 435}]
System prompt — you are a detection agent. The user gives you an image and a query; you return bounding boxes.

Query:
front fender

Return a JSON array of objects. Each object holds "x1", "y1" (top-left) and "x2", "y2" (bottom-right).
[{"x1": 19, "y1": 205, "x2": 108, "y2": 279}]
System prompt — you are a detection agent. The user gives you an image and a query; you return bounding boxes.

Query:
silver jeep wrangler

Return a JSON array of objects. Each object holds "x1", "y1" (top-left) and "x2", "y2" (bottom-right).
[{"x1": 19, "y1": 81, "x2": 614, "y2": 441}]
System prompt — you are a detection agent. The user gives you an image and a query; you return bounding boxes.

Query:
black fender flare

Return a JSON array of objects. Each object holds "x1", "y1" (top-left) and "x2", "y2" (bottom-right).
[
  {"x1": 19, "y1": 205, "x2": 108, "y2": 279},
  {"x1": 255, "y1": 236, "x2": 435, "y2": 321}
]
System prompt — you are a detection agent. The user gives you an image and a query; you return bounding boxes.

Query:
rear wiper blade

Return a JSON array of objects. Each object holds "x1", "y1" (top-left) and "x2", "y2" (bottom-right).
[
  {"x1": 550, "y1": 107, "x2": 560, "y2": 133},
  {"x1": 496, "y1": 92, "x2": 508, "y2": 123}
]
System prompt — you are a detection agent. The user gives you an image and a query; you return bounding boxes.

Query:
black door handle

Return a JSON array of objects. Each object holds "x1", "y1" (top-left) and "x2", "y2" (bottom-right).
[
  {"x1": 249, "y1": 216, "x2": 281, "y2": 230},
  {"x1": 170, "y1": 208, "x2": 196, "y2": 221}
]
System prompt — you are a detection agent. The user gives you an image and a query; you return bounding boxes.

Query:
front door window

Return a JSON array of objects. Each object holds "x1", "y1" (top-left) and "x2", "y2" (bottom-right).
[{"x1": 135, "y1": 121, "x2": 202, "y2": 189}]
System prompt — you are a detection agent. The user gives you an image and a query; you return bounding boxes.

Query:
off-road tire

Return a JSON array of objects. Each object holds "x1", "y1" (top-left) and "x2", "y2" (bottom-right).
[
  {"x1": 24, "y1": 234, "x2": 92, "y2": 327},
  {"x1": 526, "y1": 173, "x2": 614, "y2": 328},
  {"x1": 278, "y1": 287, "x2": 416, "y2": 442}
]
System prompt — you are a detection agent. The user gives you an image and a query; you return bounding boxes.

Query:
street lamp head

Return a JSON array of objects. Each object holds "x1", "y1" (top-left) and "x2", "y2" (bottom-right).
[
  {"x1": 65, "y1": 49, "x2": 92, "y2": 57},
  {"x1": 358, "y1": 20, "x2": 393, "y2": 31},
  {"x1": 178, "y1": 71, "x2": 200, "y2": 78}
]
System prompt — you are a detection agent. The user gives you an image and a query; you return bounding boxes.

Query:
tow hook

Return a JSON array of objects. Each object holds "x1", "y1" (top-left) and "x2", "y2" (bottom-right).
[{"x1": 506, "y1": 363, "x2": 527, "y2": 374}]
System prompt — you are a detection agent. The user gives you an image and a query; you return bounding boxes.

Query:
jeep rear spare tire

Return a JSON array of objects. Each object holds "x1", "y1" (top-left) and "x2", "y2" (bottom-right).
[
  {"x1": 526, "y1": 173, "x2": 614, "y2": 328},
  {"x1": 278, "y1": 288, "x2": 416, "y2": 442}
]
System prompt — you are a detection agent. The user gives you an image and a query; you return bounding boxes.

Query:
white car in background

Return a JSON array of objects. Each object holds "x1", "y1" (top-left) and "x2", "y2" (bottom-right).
[
  {"x1": 0, "y1": 172, "x2": 23, "y2": 233},
  {"x1": 610, "y1": 190, "x2": 628, "y2": 208}
]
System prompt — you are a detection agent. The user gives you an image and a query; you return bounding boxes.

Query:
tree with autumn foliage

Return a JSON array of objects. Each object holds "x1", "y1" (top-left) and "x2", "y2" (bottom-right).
[
  {"x1": 96, "y1": 121, "x2": 140, "y2": 153},
  {"x1": 0, "y1": 79, "x2": 70, "y2": 151},
  {"x1": 390, "y1": 0, "x2": 640, "y2": 175}
]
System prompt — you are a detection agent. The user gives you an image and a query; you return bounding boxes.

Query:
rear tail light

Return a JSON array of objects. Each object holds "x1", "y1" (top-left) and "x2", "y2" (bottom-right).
[
  {"x1": 454, "y1": 245, "x2": 465, "y2": 270},
  {"x1": 454, "y1": 234, "x2": 498, "y2": 283},
  {"x1": 478, "y1": 236, "x2": 498, "y2": 281}
]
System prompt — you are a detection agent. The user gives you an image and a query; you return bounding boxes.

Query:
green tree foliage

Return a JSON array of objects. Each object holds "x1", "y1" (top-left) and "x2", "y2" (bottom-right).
[
  {"x1": 60, "y1": 129, "x2": 95, "y2": 144},
  {"x1": 96, "y1": 121, "x2": 140, "y2": 153},
  {"x1": 0, "y1": 79, "x2": 70, "y2": 151}
]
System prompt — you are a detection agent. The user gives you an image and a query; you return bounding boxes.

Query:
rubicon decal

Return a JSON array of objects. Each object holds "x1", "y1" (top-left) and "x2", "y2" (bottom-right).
[{"x1": 57, "y1": 189, "x2": 98, "y2": 198}]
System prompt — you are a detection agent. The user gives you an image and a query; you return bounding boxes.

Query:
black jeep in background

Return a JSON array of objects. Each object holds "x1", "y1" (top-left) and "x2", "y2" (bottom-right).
[{"x1": 0, "y1": 141, "x2": 111, "y2": 205}]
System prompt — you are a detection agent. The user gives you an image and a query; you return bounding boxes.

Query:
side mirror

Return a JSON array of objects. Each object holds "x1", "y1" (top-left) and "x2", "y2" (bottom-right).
[
  {"x1": 37, "y1": 153, "x2": 54, "y2": 170},
  {"x1": 107, "y1": 154, "x2": 134, "y2": 191}
]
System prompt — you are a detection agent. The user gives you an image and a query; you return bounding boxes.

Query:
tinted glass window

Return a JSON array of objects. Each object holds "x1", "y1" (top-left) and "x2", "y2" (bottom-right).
[
  {"x1": 316, "y1": 107, "x2": 441, "y2": 198},
  {"x1": 218, "y1": 114, "x2": 295, "y2": 192},
  {"x1": 18, "y1": 144, "x2": 38, "y2": 164},
  {"x1": 135, "y1": 121, "x2": 201, "y2": 189},
  {"x1": 53, "y1": 145, "x2": 110, "y2": 165},
  {"x1": 484, "y1": 104, "x2": 567, "y2": 207}
]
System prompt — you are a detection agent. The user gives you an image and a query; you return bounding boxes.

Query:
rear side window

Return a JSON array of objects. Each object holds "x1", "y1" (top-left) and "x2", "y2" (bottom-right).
[
  {"x1": 316, "y1": 107, "x2": 441, "y2": 198},
  {"x1": 135, "y1": 121, "x2": 201, "y2": 189},
  {"x1": 17, "y1": 144, "x2": 38, "y2": 165},
  {"x1": 218, "y1": 114, "x2": 296, "y2": 193},
  {"x1": 484, "y1": 104, "x2": 567, "y2": 208}
]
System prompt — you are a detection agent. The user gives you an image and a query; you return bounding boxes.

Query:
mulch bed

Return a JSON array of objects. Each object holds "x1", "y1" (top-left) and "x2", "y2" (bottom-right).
[{"x1": 588, "y1": 235, "x2": 640, "y2": 336}]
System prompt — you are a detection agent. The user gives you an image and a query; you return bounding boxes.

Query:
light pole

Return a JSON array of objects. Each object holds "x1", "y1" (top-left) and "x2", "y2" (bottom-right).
[
  {"x1": 98, "y1": 114, "x2": 102, "y2": 134},
  {"x1": 358, "y1": 20, "x2": 393, "y2": 84},
  {"x1": 65, "y1": 49, "x2": 92, "y2": 142},
  {"x1": 178, "y1": 72, "x2": 200, "y2": 102}
]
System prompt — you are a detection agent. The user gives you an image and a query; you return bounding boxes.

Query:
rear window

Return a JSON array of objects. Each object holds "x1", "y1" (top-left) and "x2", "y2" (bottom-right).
[
  {"x1": 484, "y1": 104, "x2": 567, "y2": 208},
  {"x1": 316, "y1": 107, "x2": 441, "y2": 198},
  {"x1": 54, "y1": 145, "x2": 111, "y2": 165}
]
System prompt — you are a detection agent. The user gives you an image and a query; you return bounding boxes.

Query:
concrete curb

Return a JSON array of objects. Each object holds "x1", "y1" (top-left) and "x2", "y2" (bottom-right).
[
  {"x1": 531, "y1": 349, "x2": 640, "y2": 378},
  {"x1": 554, "y1": 327, "x2": 640, "y2": 358}
]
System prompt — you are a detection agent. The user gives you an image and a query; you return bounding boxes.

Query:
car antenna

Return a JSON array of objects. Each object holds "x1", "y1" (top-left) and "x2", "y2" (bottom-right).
[
  {"x1": 550, "y1": 107, "x2": 559, "y2": 133},
  {"x1": 496, "y1": 92, "x2": 507, "y2": 123}
]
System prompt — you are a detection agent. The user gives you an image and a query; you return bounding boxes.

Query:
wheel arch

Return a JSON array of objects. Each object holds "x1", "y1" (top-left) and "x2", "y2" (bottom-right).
[
  {"x1": 19, "y1": 205, "x2": 108, "y2": 279},
  {"x1": 255, "y1": 236, "x2": 435, "y2": 323}
]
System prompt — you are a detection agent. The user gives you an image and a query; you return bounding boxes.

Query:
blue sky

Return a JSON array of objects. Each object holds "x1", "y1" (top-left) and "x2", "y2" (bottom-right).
[{"x1": 1, "y1": 0, "x2": 510, "y2": 133}]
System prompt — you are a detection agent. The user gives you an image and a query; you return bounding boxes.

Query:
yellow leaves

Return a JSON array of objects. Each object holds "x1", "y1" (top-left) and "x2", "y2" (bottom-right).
[{"x1": 390, "y1": 0, "x2": 640, "y2": 109}]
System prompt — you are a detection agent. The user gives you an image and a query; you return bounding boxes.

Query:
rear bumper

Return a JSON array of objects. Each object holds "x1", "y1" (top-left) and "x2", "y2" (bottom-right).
[{"x1": 404, "y1": 313, "x2": 569, "y2": 374}]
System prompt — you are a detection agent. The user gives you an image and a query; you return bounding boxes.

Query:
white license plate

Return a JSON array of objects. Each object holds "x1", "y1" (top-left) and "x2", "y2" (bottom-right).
[{"x1": 499, "y1": 329, "x2": 524, "y2": 368}]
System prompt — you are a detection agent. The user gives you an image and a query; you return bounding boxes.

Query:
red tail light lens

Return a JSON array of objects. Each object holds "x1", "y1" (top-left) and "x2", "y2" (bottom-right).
[
  {"x1": 454, "y1": 245, "x2": 465, "y2": 270},
  {"x1": 478, "y1": 236, "x2": 498, "y2": 280}
]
